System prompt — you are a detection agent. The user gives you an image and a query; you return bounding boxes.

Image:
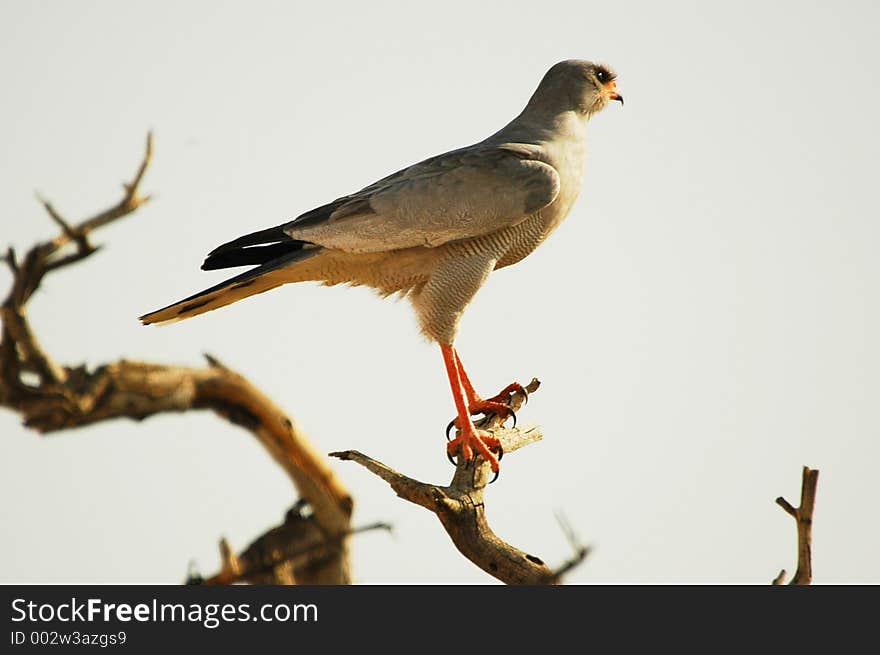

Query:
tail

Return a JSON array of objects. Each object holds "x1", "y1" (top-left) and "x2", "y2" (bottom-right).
[{"x1": 140, "y1": 227, "x2": 322, "y2": 325}]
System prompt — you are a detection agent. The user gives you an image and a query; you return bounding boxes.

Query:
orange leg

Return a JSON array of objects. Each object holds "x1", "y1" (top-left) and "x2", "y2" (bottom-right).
[
  {"x1": 453, "y1": 348, "x2": 526, "y2": 420},
  {"x1": 441, "y1": 344, "x2": 501, "y2": 471}
]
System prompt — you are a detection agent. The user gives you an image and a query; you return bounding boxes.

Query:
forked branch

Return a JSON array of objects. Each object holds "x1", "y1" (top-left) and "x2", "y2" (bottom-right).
[
  {"x1": 1, "y1": 135, "x2": 354, "y2": 584},
  {"x1": 332, "y1": 379, "x2": 590, "y2": 585},
  {"x1": 773, "y1": 466, "x2": 819, "y2": 585}
]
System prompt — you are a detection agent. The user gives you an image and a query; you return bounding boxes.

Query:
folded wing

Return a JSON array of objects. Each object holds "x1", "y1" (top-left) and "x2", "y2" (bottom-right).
[{"x1": 283, "y1": 143, "x2": 560, "y2": 253}]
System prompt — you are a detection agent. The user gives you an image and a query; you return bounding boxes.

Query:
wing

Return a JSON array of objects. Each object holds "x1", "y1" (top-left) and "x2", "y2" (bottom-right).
[{"x1": 282, "y1": 143, "x2": 560, "y2": 253}]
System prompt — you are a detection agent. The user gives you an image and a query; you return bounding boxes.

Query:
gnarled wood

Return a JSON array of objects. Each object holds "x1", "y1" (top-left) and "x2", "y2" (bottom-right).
[{"x1": 1, "y1": 135, "x2": 353, "y2": 584}]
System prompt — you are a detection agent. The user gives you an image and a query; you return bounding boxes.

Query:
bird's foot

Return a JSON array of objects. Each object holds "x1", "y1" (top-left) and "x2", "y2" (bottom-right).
[
  {"x1": 471, "y1": 381, "x2": 528, "y2": 422},
  {"x1": 465, "y1": 381, "x2": 527, "y2": 425},
  {"x1": 445, "y1": 381, "x2": 527, "y2": 439},
  {"x1": 469, "y1": 399, "x2": 517, "y2": 425},
  {"x1": 445, "y1": 403, "x2": 515, "y2": 441},
  {"x1": 446, "y1": 423, "x2": 502, "y2": 474},
  {"x1": 483, "y1": 381, "x2": 529, "y2": 408}
]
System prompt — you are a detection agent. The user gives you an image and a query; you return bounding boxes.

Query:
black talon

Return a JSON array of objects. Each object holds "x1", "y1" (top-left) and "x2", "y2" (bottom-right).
[
  {"x1": 447, "y1": 451, "x2": 457, "y2": 466},
  {"x1": 445, "y1": 419, "x2": 457, "y2": 441},
  {"x1": 487, "y1": 446, "x2": 504, "y2": 483},
  {"x1": 490, "y1": 408, "x2": 516, "y2": 428},
  {"x1": 470, "y1": 407, "x2": 516, "y2": 428}
]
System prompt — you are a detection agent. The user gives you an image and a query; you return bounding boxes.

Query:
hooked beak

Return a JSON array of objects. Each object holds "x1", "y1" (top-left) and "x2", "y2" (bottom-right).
[{"x1": 605, "y1": 80, "x2": 624, "y2": 105}]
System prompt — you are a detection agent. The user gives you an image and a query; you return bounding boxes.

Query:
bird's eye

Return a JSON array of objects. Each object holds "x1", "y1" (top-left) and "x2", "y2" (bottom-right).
[{"x1": 596, "y1": 69, "x2": 607, "y2": 82}]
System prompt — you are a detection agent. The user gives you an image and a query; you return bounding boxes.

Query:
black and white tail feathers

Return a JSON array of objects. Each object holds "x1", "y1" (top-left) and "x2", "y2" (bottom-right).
[
  {"x1": 201, "y1": 225, "x2": 297, "y2": 270},
  {"x1": 139, "y1": 226, "x2": 321, "y2": 325}
]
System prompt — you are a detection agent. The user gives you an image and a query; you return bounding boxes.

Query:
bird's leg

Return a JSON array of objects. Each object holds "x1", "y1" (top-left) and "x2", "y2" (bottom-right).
[
  {"x1": 453, "y1": 348, "x2": 526, "y2": 422},
  {"x1": 441, "y1": 344, "x2": 501, "y2": 472}
]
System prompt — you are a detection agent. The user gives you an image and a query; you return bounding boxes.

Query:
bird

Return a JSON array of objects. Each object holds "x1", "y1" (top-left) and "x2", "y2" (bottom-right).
[{"x1": 141, "y1": 59, "x2": 623, "y2": 475}]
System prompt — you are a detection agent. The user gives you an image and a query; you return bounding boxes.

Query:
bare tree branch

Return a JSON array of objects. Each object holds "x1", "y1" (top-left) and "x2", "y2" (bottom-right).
[
  {"x1": 550, "y1": 511, "x2": 592, "y2": 580},
  {"x1": 772, "y1": 466, "x2": 819, "y2": 585},
  {"x1": 333, "y1": 378, "x2": 588, "y2": 585},
  {"x1": 1, "y1": 134, "x2": 354, "y2": 584},
  {"x1": 192, "y1": 502, "x2": 392, "y2": 585}
]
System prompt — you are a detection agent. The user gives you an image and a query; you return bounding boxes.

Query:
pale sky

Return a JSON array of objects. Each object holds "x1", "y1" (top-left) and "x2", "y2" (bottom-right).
[{"x1": 2, "y1": 0, "x2": 878, "y2": 583}]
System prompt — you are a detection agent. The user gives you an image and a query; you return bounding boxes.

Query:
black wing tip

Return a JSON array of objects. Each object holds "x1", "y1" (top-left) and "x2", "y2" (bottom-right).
[
  {"x1": 202, "y1": 240, "x2": 313, "y2": 271},
  {"x1": 207, "y1": 225, "x2": 293, "y2": 257}
]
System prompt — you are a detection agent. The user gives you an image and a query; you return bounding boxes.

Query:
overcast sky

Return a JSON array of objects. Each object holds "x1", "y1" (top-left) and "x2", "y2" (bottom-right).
[{"x1": 2, "y1": 0, "x2": 878, "y2": 583}]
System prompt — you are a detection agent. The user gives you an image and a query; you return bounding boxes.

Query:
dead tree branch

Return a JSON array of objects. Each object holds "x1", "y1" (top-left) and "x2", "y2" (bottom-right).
[
  {"x1": 551, "y1": 511, "x2": 592, "y2": 580},
  {"x1": 1, "y1": 134, "x2": 354, "y2": 584},
  {"x1": 333, "y1": 378, "x2": 589, "y2": 585},
  {"x1": 193, "y1": 501, "x2": 391, "y2": 585},
  {"x1": 772, "y1": 466, "x2": 819, "y2": 585}
]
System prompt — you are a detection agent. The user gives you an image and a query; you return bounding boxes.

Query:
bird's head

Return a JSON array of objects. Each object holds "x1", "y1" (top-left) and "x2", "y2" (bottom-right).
[{"x1": 528, "y1": 60, "x2": 623, "y2": 117}]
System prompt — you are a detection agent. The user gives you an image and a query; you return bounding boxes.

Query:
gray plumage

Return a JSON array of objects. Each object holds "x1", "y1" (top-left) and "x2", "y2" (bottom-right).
[{"x1": 140, "y1": 59, "x2": 622, "y2": 345}]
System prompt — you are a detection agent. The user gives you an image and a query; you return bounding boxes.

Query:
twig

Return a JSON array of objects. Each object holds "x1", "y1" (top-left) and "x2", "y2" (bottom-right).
[
  {"x1": 36, "y1": 195, "x2": 77, "y2": 240},
  {"x1": 550, "y1": 511, "x2": 592, "y2": 581},
  {"x1": 773, "y1": 466, "x2": 819, "y2": 585}
]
